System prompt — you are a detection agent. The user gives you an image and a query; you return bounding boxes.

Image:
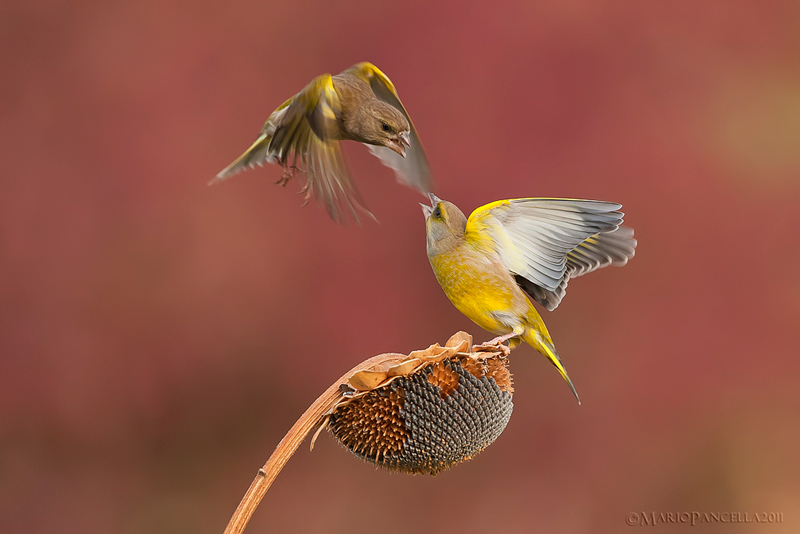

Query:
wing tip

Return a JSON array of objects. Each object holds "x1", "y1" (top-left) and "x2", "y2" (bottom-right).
[{"x1": 209, "y1": 166, "x2": 238, "y2": 186}]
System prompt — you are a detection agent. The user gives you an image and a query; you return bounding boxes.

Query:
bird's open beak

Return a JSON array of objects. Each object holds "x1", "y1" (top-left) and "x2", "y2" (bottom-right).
[
  {"x1": 399, "y1": 131, "x2": 411, "y2": 150},
  {"x1": 420, "y1": 192, "x2": 442, "y2": 217},
  {"x1": 420, "y1": 192, "x2": 442, "y2": 218},
  {"x1": 389, "y1": 131, "x2": 411, "y2": 158}
]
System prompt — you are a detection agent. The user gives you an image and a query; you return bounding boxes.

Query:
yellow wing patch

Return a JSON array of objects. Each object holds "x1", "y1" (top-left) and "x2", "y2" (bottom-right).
[
  {"x1": 464, "y1": 199, "x2": 512, "y2": 251},
  {"x1": 346, "y1": 62, "x2": 399, "y2": 96},
  {"x1": 293, "y1": 74, "x2": 338, "y2": 115}
]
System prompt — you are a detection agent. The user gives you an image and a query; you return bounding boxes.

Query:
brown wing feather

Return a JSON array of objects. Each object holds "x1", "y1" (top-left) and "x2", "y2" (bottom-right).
[{"x1": 214, "y1": 74, "x2": 372, "y2": 222}]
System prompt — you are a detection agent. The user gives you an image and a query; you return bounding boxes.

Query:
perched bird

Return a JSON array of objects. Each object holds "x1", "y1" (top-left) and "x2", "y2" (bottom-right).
[
  {"x1": 422, "y1": 194, "x2": 637, "y2": 403},
  {"x1": 212, "y1": 62, "x2": 431, "y2": 223}
]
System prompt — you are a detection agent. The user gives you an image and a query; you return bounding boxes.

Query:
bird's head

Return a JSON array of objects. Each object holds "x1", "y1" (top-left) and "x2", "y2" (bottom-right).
[
  {"x1": 369, "y1": 102, "x2": 411, "y2": 157},
  {"x1": 421, "y1": 193, "x2": 468, "y2": 256}
]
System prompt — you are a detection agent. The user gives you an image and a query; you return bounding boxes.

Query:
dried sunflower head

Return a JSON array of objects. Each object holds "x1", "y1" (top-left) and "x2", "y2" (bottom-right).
[{"x1": 326, "y1": 332, "x2": 514, "y2": 475}]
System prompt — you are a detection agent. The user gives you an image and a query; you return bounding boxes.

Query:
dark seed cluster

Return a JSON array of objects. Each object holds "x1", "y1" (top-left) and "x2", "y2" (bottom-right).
[{"x1": 329, "y1": 357, "x2": 513, "y2": 475}]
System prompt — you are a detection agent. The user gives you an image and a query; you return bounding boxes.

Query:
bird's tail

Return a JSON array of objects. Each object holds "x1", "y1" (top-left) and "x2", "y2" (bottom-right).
[
  {"x1": 210, "y1": 131, "x2": 275, "y2": 185},
  {"x1": 522, "y1": 328, "x2": 581, "y2": 404}
]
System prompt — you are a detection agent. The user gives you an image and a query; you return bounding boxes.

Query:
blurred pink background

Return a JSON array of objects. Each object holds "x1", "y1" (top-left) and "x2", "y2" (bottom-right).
[{"x1": 2, "y1": 1, "x2": 800, "y2": 533}]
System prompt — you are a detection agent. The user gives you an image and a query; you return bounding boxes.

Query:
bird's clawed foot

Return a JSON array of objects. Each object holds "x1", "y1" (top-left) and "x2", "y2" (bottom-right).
[
  {"x1": 474, "y1": 341, "x2": 511, "y2": 356},
  {"x1": 298, "y1": 181, "x2": 313, "y2": 206},
  {"x1": 475, "y1": 332, "x2": 520, "y2": 356},
  {"x1": 488, "y1": 332, "x2": 521, "y2": 345},
  {"x1": 275, "y1": 165, "x2": 298, "y2": 187},
  {"x1": 474, "y1": 332, "x2": 518, "y2": 356}
]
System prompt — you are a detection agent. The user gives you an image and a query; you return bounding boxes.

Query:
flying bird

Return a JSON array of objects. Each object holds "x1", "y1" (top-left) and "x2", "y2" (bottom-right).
[
  {"x1": 212, "y1": 62, "x2": 431, "y2": 223},
  {"x1": 422, "y1": 194, "x2": 637, "y2": 403}
]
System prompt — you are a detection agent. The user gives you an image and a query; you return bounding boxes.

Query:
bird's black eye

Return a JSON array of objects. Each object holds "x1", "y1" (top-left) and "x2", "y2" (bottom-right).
[
  {"x1": 381, "y1": 122, "x2": 391, "y2": 132},
  {"x1": 432, "y1": 206, "x2": 442, "y2": 219}
]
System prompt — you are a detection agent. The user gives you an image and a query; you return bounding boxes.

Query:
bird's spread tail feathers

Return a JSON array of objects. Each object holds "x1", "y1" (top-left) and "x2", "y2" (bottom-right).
[
  {"x1": 210, "y1": 132, "x2": 275, "y2": 185},
  {"x1": 523, "y1": 329, "x2": 581, "y2": 404}
]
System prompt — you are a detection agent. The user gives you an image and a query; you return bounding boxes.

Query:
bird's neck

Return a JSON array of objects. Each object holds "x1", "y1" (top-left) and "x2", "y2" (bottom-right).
[
  {"x1": 341, "y1": 104, "x2": 377, "y2": 144},
  {"x1": 426, "y1": 233, "x2": 464, "y2": 258},
  {"x1": 332, "y1": 76, "x2": 377, "y2": 143}
]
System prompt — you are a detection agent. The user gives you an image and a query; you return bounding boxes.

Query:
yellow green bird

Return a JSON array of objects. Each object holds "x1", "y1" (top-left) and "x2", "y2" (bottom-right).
[
  {"x1": 422, "y1": 194, "x2": 637, "y2": 403},
  {"x1": 212, "y1": 62, "x2": 431, "y2": 223}
]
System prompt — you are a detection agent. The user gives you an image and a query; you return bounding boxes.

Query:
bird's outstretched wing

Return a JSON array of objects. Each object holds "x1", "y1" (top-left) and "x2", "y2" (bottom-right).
[
  {"x1": 213, "y1": 75, "x2": 369, "y2": 223},
  {"x1": 465, "y1": 198, "x2": 637, "y2": 310},
  {"x1": 343, "y1": 62, "x2": 432, "y2": 195},
  {"x1": 211, "y1": 96, "x2": 295, "y2": 182}
]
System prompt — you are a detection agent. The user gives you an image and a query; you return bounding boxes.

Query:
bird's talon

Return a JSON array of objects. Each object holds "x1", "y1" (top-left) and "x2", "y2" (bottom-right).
[
  {"x1": 474, "y1": 340, "x2": 511, "y2": 356},
  {"x1": 275, "y1": 166, "x2": 297, "y2": 187}
]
